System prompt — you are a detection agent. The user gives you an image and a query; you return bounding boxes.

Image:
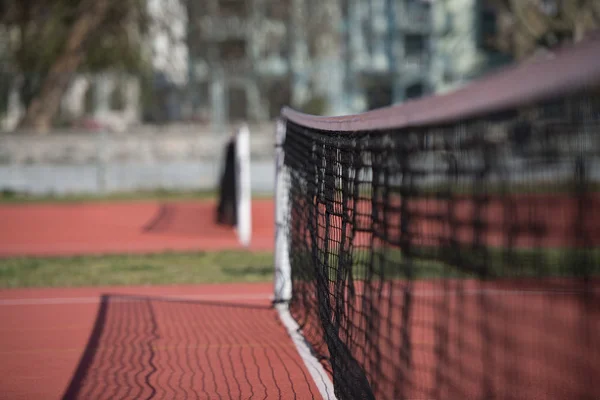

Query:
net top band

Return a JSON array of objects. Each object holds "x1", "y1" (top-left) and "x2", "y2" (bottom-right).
[{"x1": 282, "y1": 32, "x2": 600, "y2": 132}]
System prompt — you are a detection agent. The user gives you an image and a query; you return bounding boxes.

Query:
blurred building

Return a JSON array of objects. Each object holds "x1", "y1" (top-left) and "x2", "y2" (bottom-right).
[
  {"x1": 430, "y1": 0, "x2": 511, "y2": 95},
  {"x1": 186, "y1": 0, "x2": 436, "y2": 122},
  {"x1": 341, "y1": 0, "x2": 510, "y2": 113},
  {"x1": 186, "y1": 0, "x2": 346, "y2": 127},
  {"x1": 341, "y1": 0, "x2": 434, "y2": 113},
  {"x1": 187, "y1": 0, "x2": 294, "y2": 132}
]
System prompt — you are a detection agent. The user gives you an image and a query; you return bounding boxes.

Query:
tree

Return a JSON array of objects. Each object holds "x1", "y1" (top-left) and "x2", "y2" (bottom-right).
[
  {"x1": 486, "y1": 0, "x2": 600, "y2": 60},
  {"x1": 0, "y1": 0, "x2": 150, "y2": 133}
]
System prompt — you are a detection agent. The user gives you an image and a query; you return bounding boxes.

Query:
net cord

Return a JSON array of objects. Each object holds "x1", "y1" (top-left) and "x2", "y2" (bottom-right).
[{"x1": 273, "y1": 118, "x2": 338, "y2": 399}]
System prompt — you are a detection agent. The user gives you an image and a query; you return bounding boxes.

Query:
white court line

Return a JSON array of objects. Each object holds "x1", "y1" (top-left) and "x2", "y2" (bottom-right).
[
  {"x1": 0, "y1": 293, "x2": 273, "y2": 306},
  {"x1": 404, "y1": 287, "x2": 600, "y2": 297},
  {"x1": 276, "y1": 303, "x2": 337, "y2": 400},
  {"x1": 5, "y1": 286, "x2": 594, "y2": 306},
  {"x1": 299, "y1": 286, "x2": 600, "y2": 301}
]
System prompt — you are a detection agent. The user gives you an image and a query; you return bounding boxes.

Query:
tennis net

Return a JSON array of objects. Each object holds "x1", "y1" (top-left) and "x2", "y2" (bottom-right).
[{"x1": 274, "y1": 36, "x2": 600, "y2": 399}]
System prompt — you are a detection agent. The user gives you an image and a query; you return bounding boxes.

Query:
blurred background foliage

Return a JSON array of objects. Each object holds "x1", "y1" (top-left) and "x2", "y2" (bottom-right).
[{"x1": 0, "y1": 0, "x2": 150, "y2": 131}]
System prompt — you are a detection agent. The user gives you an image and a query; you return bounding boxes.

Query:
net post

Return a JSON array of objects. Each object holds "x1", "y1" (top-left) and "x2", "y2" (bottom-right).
[
  {"x1": 236, "y1": 124, "x2": 252, "y2": 248},
  {"x1": 273, "y1": 118, "x2": 292, "y2": 304}
]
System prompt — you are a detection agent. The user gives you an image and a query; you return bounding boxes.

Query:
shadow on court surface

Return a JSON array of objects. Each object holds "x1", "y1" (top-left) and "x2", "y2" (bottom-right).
[
  {"x1": 62, "y1": 294, "x2": 319, "y2": 400},
  {"x1": 143, "y1": 202, "x2": 227, "y2": 236}
]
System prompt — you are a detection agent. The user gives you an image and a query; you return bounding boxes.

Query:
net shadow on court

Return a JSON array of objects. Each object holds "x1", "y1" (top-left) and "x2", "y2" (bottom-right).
[
  {"x1": 62, "y1": 294, "x2": 320, "y2": 400},
  {"x1": 143, "y1": 202, "x2": 226, "y2": 236}
]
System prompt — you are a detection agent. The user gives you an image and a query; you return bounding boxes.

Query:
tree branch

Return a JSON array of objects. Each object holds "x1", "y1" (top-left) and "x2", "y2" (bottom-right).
[{"x1": 18, "y1": 0, "x2": 112, "y2": 133}]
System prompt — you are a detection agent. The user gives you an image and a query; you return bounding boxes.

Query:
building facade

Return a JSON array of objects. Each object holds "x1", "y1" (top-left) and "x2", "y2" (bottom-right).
[
  {"x1": 186, "y1": 0, "x2": 508, "y2": 127},
  {"x1": 186, "y1": 0, "x2": 434, "y2": 123},
  {"x1": 187, "y1": 0, "x2": 294, "y2": 132},
  {"x1": 340, "y1": 0, "x2": 434, "y2": 113},
  {"x1": 430, "y1": 0, "x2": 511, "y2": 95}
]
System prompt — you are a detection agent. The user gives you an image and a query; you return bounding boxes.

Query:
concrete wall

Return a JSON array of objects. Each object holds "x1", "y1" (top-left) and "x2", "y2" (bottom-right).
[{"x1": 0, "y1": 124, "x2": 276, "y2": 195}]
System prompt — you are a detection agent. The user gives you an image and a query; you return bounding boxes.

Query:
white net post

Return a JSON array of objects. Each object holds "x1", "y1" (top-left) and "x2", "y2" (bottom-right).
[
  {"x1": 274, "y1": 118, "x2": 292, "y2": 303},
  {"x1": 272, "y1": 117, "x2": 337, "y2": 399},
  {"x1": 235, "y1": 124, "x2": 252, "y2": 248}
]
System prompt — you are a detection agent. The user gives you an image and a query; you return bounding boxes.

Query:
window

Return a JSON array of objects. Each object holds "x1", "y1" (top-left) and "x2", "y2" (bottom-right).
[
  {"x1": 219, "y1": 0, "x2": 247, "y2": 17},
  {"x1": 227, "y1": 86, "x2": 248, "y2": 122},
  {"x1": 478, "y1": 6, "x2": 497, "y2": 50},
  {"x1": 84, "y1": 84, "x2": 96, "y2": 114},
  {"x1": 110, "y1": 85, "x2": 126, "y2": 111},
  {"x1": 406, "y1": 82, "x2": 424, "y2": 99},
  {"x1": 539, "y1": 0, "x2": 559, "y2": 16},
  {"x1": 405, "y1": 34, "x2": 425, "y2": 57},
  {"x1": 194, "y1": 82, "x2": 210, "y2": 108},
  {"x1": 267, "y1": 79, "x2": 291, "y2": 120},
  {"x1": 364, "y1": 75, "x2": 393, "y2": 110},
  {"x1": 219, "y1": 39, "x2": 247, "y2": 61},
  {"x1": 265, "y1": 2, "x2": 288, "y2": 20}
]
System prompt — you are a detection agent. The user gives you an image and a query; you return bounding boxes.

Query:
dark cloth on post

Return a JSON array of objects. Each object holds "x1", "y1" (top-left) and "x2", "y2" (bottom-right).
[{"x1": 216, "y1": 138, "x2": 237, "y2": 226}]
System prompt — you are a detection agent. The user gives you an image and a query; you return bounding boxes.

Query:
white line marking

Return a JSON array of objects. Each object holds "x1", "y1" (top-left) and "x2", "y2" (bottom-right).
[
  {"x1": 403, "y1": 287, "x2": 600, "y2": 297},
  {"x1": 276, "y1": 303, "x2": 337, "y2": 400},
  {"x1": 2, "y1": 286, "x2": 595, "y2": 306},
  {"x1": 299, "y1": 287, "x2": 599, "y2": 302},
  {"x1": 0, "y1": 293, "x2": 273, "y2": 306}
]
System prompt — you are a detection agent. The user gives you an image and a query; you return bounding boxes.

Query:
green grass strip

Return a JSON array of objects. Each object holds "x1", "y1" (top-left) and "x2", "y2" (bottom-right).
[
  {"x1": 0, "y1": 251, "x2": 274, "y2": 289},
  {"x1": 0, "y1": 188, "x2": 273, "y2": 204},
  {"x1": 291, "y1": 246, "x2": 600, "y2": 282}
]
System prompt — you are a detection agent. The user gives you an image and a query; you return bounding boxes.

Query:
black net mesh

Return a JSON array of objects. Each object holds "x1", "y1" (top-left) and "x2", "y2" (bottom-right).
[{"x1": 281, "y1": 93, "x2": 600, "y2": 400}]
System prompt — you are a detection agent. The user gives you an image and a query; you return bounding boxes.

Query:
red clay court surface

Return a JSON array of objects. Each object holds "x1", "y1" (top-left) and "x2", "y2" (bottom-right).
[
  {"x1": 0, "y1": 199, "x2": 321, "y2": 399},
  {"x1": 1, "y1": 197, "x2": 599, "y2": 399},
  {"x1": 293, "y1": 278, "x2": 600, "y2": 399},
  {"x1": 0, "y1": 283, "x2": 322, "y2": 400},
  {"x1": 3, "y1": 194, "x2": 594, "y2": 258},
  {"x1": 0, "y1": 199, "x2": 275, "y2": 257}
]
